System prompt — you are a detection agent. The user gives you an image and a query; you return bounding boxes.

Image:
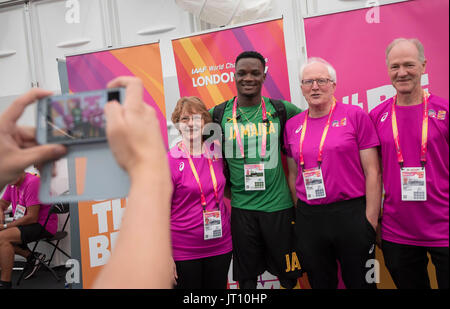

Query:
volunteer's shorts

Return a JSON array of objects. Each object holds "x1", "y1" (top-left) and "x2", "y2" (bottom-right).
[
  {"x1": 230, "y1": 206, "x2": 303, "y2": 282},
  {"x1": 17, "y1": 223, "x2": 53, "y2": 249}
]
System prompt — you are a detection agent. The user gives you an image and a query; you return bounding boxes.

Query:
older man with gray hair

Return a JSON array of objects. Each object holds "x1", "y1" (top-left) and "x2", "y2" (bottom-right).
[
  {"x1": 284, "y1": 57, "x2": 382, "y2": 289},
  {"x1": 370, "y1": 38, "x2": 449, "y2": 289}
]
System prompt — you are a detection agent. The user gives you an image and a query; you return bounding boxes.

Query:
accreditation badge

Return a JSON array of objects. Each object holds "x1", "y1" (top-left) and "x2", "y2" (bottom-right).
[
  {"x1": 203, "y1": 210, "x2": 222, "y2": 240},
  {"x1": 13, "y1": 205, "x2": 26, "y2": 220},
  {"x1": 401, "y1": 167, "x2": 427, "y2": 201},
  {"x1": 303, "y1": 167, "x2": 326, "y2": 200},
  {"x1": 244, "y1": 163, "x2": 265, "y2": 191}
]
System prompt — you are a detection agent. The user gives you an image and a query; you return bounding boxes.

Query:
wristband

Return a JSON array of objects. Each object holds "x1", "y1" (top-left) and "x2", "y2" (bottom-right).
[{"x1": 3, "y1": 223, "x2": 7, "y2": 229}]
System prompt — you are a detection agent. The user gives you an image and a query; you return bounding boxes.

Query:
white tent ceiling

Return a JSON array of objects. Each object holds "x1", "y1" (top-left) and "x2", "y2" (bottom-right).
[{"x1": 175, "y1": 0, "x2": 274, "y2": 26}]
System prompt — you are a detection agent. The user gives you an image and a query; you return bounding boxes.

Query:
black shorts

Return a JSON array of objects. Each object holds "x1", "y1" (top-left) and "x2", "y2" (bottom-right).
[
  {"x1": 230, "y1": 207, "x2": 302, "y2": 282},
  {"x1": 17, "y1": 223, "x2": 53, "y2": 249},
  {"x1": 175, "y1": 252, "x2": 232, "y2": 289},
  {"x1": 381, "y1": 240, "x2": 449, "y2": 289},
  {"x1": 295, "y1": 197, "x2": 376, "y2": 289}
]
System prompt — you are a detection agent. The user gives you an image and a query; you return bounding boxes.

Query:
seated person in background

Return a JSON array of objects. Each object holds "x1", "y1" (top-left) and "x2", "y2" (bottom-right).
[{"x1": 0, "y1": 171, "x2": 58, "y2": 289}]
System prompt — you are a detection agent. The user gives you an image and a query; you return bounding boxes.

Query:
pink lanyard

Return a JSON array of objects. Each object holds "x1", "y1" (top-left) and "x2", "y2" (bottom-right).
[
  {"x1": 232, "y1": 97, "x2": 268, "y2": 159},
  {"x1": 391, "y1": 92, "x2": 429, "y2": 168},
  {"x1": 179, "y1": 142, "x2": 219, "y2": 212}
]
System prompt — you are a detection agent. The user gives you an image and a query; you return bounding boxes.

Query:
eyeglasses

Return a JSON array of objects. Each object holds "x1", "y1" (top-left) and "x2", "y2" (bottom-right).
[
  {"x1": 179, "y1": 115, "x2": 203, "y2": 123},
  {"x1": 301, "y1": 78, "x2": 333, "y2": 87}
]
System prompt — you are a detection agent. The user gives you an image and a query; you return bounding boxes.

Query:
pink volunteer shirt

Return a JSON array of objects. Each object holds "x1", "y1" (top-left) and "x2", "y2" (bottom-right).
[
  {"x1": 168, "y1": 144, "x2": 232, "y2": 261},
  {"x1": 2, "y1": 173, "x2": 57, "y2": 235},
  {"x1": 370, "y1": 94, "x2": 449, "y2": 247},
  {"x1": 284, "y1": 102, "x2": 380, "y2": 205}
]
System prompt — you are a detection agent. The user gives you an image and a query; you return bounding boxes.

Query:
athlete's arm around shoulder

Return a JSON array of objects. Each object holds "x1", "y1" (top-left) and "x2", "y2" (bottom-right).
[{"x1": 281, "y1": 100, "x2": 303, "y2": 119}]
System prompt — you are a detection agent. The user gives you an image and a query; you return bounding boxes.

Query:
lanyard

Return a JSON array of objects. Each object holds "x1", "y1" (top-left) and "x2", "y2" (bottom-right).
[
  {"x1": 232, "y1": 97, "x2": 268, "y2": 159},
  {"x1": 179, "y1": 142, "x2": 219, "y2": 212},
  {"x1": 391, "y1": 92, "x2": 429, "y2": 169},
  {"x1": 299, "y1": 98, "x2": 337, "y2": 169}
]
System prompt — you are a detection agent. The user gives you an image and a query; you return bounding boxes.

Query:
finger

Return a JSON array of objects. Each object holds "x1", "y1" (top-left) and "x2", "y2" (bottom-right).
[
  {"x1": 19, "y1": 144, "x2": 67, "y2": 169},
  {"x1": 14, "y1": 127, "x2": 36, "y2": 149},
  {"x1": 104, "y1": 101, "x2": 127, "y2": 147},
  {"x1": 21, "y1": 141, "x2": 39, "y2": 148},
  {"x1": 17, "y1": 126, "x2": 36, "y2": 143},
  {"x1": 1, "y1": 88, "x2": 53, "y2": 123},
  {"x1": 51, "y1": 162, "x2": 57, "y2": 177},
  {"x1": 107, "y1": 76, "x2": 143, "y2": 110},
  {"x1": 104, "y1": 101, "x2": 125, "y2": 132}
]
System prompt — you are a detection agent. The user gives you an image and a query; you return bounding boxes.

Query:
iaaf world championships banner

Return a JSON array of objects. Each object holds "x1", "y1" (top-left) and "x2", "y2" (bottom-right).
[
  {"x1": 172, "y1": 18, "x2": 291, "y2": 109},
  {"x1": 65, "y1": 43, "x2": 167, "y2": 141}
]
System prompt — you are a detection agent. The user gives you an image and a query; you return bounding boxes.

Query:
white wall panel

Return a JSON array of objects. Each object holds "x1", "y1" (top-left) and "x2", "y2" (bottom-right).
[
  {"x1": 0, "y1": 5, "x2": 33, "y2": 97},
  {"x1": 305, "y1": 0, "x2": 409, "y2": 16},
  {"x1": 29, "y1": 0, "x2": 110, "y2": 91},
  {"x1": 113, "y1": 0, "x2": 192, "y2": 47}
]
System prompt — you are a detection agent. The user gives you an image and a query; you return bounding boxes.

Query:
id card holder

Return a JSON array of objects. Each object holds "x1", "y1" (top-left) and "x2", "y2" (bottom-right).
[
  {"x1": 203, "y1": 210, "x2": 222, "y2": 240},
  {"x1": 244, "y1": 163, "x2": 265, "y2": 191},
  {"x1": 401, "y1": 167, "x2": 426, "y2": 201},
  {"x1": 13, "y1": 205, "x2": 26, "y2": 220},
  {"x1": 303, "y1": 167, "x2": 326, "y2": 200}
]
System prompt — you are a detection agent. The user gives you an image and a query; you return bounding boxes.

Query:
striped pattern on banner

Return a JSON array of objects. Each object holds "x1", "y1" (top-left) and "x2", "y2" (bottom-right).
[
  {"x1": 66, "y1": 43, "x2": 167, "y2": 144},
  {"x1": 172, "y1": 18, "x2": 291, "y2": 109}
]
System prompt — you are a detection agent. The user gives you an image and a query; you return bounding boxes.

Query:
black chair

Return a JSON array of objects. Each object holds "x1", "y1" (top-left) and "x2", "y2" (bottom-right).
[{"x1": 16, "y1": 202, "x2": 71, "y2": 286}]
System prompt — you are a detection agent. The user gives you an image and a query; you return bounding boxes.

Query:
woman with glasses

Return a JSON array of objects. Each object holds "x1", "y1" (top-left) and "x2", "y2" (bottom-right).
[
  {"x1": 283, "y1": 57, "x2": 382, "y2": 289},
  {"x1": 168, "y1": 96, "x2": 232, "y2": 289}
]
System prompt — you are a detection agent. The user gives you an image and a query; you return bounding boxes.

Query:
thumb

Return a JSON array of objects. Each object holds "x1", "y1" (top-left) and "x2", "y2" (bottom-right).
[{"x1": 19, "y1": 144, "x2": 67, "y2": 168}]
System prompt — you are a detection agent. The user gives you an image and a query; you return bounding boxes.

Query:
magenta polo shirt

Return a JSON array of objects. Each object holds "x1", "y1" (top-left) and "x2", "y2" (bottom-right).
[
  {"x1": 370, "y1": 94, "x2": 449, "y2": 247},
  {"x1": 168, "y1": 144, "x2": 232, "y2": 261},
  {"x1": 284, "y1": 102, "x2": 380, "y2": 205},
  {"x1": 2, "y1": 173, "x2": 57, "y2": 235}
]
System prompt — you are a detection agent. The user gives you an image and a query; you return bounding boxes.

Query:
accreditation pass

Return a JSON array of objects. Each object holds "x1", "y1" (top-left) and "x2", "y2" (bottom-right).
[
  {"x1": 13, "y1": 205, "x2": 26, "y2": 220},
  {"x1": 303, "y1": 167, "x2": 326, "y2": 200},
  {"x1": 244, "y1": 163, "x2": 265, "y2": 191},
  {"x1": 203, "y1": 210, "x2": 222, "y2": 240},
  {"x1": 401, "y1": 167, "x2": 427, "y2": 201}
]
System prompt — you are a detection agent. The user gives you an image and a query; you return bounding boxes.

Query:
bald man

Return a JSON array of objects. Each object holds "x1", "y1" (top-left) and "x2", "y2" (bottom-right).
[{"x1": 370, "y1": 38, "x2": 449, "y2": 289}]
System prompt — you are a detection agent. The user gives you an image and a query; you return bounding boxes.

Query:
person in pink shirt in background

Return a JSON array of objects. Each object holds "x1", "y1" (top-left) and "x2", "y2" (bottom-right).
[
  {"x1": 0, "y1": 171, "x2": 57, "y2": 288},
  {"x1": 284, "y1": 57, "x2": 382, "y2": 289},
  {"x1": 369, "y1": 38, "x2": 449, "y2": 289},
  {"x1": 168, "y1": 96, "x2": 232, "y2": 289}
]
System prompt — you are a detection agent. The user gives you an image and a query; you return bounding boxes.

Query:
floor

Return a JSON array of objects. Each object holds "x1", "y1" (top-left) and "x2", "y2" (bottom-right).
[{"x1": 10, "y1": 261, "x2": 67, "y2": 289}]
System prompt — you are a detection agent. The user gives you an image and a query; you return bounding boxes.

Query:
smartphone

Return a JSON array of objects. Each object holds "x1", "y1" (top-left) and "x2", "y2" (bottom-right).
[{"x1": 36, "y1": 88, "x2": 125, "y2": 145}]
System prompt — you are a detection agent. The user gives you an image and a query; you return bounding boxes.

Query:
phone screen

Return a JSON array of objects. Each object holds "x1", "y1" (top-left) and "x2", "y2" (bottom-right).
[{"x1": 45, "y1": 89, "x2": 120, "y2": 144}]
